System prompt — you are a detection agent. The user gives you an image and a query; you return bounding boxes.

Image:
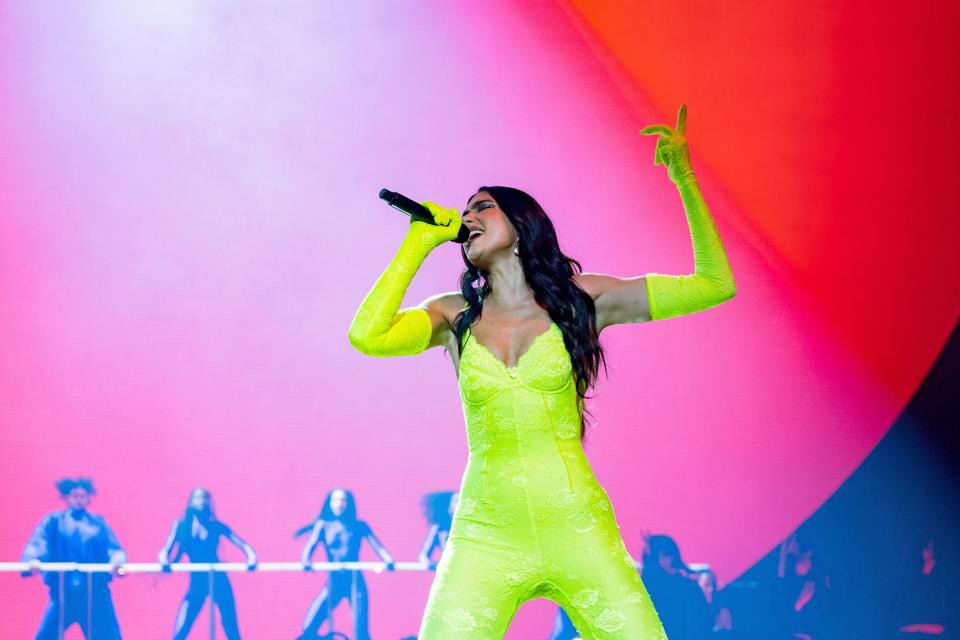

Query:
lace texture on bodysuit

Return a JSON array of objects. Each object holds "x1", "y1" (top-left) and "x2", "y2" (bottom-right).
[{"x1": 417, "y1": 323, "x2": 668, "y2": 639}]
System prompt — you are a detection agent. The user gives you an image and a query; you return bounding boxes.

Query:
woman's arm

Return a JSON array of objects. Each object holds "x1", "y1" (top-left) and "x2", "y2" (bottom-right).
[
  {"x1": 418, "y1": 523, "x2": 440, "y2": 566},
  {"x1": 364, "y1": 525, "x2": 395, "y2": 569},
  {"x1": 418, "y1": 292, "x2": 466, "y2": 352},
  {"x1": 101, "y1": 518, "x2": 127, "y2": 568},
  {"x1": 578, "y1": 105, "x2": 736, "y2": 328},
  {"x1": 158, "y1": 520, "x2": 179, "y2": 565},
  {"x1": 224, "y1": 526, "x2": 257, "y2": 568},
  {"x1": 347, "y1": 202, "x2": 462, "y2": 357},
  {"x1": 21, "y1": 514, "x2": 54, "y2": 564},
  {"x1": 301, "y1": 521, "x2": 324, "y2": 567}
]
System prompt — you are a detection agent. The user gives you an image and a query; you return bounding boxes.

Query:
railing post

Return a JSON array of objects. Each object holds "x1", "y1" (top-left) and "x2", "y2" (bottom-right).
[
  {"x1": 87, "y1": 570, "x2": 94, "y2": 639},
  {"x1": 352, "y1": 569, "x2": 359, "y2": 640},
  {"x1": 209, "y1": 567, "x2": 216, "y2": 640},
  {"x1": 58, "y1": 570, "x2": 65, "y2": 640}
]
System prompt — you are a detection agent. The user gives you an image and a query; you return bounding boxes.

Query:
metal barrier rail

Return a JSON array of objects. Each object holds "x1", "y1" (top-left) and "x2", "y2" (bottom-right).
[
  {"x1": 0, "y1": 560, "x2": 693, "y2": 573},
  {"x1": 1, "y1": 561, "x2": 423, "y2": 639},
  {"x1": 0, "y1": 561, "x2": 422, "y2": 573},
  {"x1": 1, "y1": 560, "x2": 705, "y2": 639}
]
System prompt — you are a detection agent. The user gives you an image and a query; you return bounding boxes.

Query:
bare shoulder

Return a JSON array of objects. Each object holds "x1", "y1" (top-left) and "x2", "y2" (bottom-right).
[
  {"x1": 573, "y1": 272, "x2": 636, "y2": 298},
  {"x1": 419, "y1": 291, "x2": 466, "y2": 325},
  {"x1": 573, "y1": 272, "x2": 651, "y2": 328},
  {"x1": 418, "y1": 292, "x2": 466, "y2": 354}
]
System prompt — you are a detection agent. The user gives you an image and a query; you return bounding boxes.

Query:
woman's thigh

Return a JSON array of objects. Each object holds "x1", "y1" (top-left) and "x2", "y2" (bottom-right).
[
  {"x1": 542, "y1": 526, "x2": 666, "y2": 640},
  {"x1": 418, "y1": 537, "x2": 536, "y2": 639}
]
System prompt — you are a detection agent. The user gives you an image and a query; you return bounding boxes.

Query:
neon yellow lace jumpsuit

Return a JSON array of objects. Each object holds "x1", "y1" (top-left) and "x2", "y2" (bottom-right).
[
  {"x1": 348, "y1": 107, "x2": 734, "y2": 638},
  {"x1": 416, "y1": 322, "x2": 668, "y2": 637}
]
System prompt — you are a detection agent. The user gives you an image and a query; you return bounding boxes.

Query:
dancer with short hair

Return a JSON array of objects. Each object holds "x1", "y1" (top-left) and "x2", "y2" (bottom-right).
[{"x1": 22, "y1": 477, "x2": 125, "y2": 640}]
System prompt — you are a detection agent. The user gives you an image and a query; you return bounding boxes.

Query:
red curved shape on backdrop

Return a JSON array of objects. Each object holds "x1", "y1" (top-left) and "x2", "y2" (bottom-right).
[
  {"x1": 0, "y1": 2, "x2": 957, "y2": 637},
  {"x1": 562, "y1": 0, "x2": 960, "y2": 396}
]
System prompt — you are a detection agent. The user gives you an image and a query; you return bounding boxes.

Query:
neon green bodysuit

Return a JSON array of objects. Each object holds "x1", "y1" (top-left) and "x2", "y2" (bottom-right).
[
  {"x1": 416, "y1": 322, "x2": 668, "y2": 637},
  {"x1": 349, "y1": 106, "x2": 734, "y2": 638}
]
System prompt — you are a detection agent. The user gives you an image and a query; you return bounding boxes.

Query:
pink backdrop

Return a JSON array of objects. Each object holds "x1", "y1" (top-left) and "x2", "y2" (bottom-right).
[{"x1": 1, "y1": 1, "x2": 957, "y2": 638}]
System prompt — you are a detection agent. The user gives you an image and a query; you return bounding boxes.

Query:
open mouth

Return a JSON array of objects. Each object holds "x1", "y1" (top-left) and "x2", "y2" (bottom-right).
[{"x1": 466, "y1": 229, "x2": 484, "y2": 245}]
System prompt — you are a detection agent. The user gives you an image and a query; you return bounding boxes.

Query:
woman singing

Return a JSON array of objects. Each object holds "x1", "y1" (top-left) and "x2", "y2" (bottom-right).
[{"x1": 348, "y1": 106, "x2": 736, "y2": 639}]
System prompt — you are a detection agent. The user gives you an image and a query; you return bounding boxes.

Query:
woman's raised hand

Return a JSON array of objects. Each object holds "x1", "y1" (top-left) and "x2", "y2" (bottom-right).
[
  {"x1": 640, "y1": 104, "x2": 695, "y2": 184},
  {"x1": 408, "y1": 201, "x2": 462, "y2": 250},
  {"x1": 639, "y1": 104, "x2": 737, "y2": 321}
]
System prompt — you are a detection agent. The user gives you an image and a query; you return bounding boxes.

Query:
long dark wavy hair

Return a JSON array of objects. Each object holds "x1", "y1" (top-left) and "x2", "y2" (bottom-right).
[
  {"x1": 642, "y1": 534, "x2": 693, "y2": 577},
  {"x1": 294, "y1": 488, "x2": 358, "y2": 538},
  {"x1": 454, "y1": 186, "x2": 605, "y2": 438},
  {"x1": 319, "y1": 488, "x2": 357, "y2": 522},
  {"x1": 167, "y1": 488, "x2": 218, "y2": 561},
  {"x1": 176, "y1": 488, "x2": 216, "y2": 545},
  {"x1": 420, "y1": 491, "x2": 456, "y2": 531}
]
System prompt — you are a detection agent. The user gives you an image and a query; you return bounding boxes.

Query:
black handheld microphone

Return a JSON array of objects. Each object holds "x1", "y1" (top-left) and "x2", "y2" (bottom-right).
[{"x1": 379, "y1": 188, "x2": 470, "y2": 244}]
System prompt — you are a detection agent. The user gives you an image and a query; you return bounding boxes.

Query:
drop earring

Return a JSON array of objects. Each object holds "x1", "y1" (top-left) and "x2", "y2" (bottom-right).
[{"x1": 514, "y1": 240, "x2": 520, "y2": 256}]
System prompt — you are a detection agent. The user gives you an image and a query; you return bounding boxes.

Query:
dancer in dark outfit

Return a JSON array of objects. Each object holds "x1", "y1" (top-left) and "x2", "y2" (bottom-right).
[
  {"x1": 296, "y1": 488, "x2": 395, "y2": 640},
  {"x1": 418, "y1": 491, "x2": 457, "y2": 569},
  {"x1": 21, "y1": 477, "x2": 125, "y2": 640},
  {"x1": 641, "y1": 535, "x2": 712, "y2": 640},
  {"x1": 159, "y1": 487, "x2": 257, "y2": 640}
]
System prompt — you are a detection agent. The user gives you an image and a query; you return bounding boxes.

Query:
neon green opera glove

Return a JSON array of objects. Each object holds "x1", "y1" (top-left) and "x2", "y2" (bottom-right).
[
  {"x1": 640, "y1": 105, "x2": 736, "y2": 320},
  {"x1": 348, "y1": 201, "x2": 461, "y2": 356}
]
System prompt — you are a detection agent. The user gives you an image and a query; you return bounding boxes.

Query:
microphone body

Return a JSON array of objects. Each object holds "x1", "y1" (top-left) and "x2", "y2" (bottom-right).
[{"x1": 379, "y1": 189, "x2": 470, "y2": 244}]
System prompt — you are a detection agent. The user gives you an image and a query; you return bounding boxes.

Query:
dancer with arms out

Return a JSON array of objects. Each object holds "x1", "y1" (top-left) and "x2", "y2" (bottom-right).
[
  {"x1": 349, "y1": 106, "x2": 735, "y2": 639},
  {"x1": 158, "y1": 488, "x2": 257, "y2": 640},
  {"x1": 296, "y1": 488, "x2": 395, "y2": 640}
]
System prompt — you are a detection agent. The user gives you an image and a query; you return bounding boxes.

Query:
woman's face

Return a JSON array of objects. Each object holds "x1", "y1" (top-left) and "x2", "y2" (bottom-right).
[
  {"x1": 329, "y1": 489, "x2": 347, "y2": 516},
  {"x1": 190, "y1": 489, "x2": 209, "y2": 511},
  {"x1": 461, "y1": 192, "x2": 518, "y2": 267}
]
